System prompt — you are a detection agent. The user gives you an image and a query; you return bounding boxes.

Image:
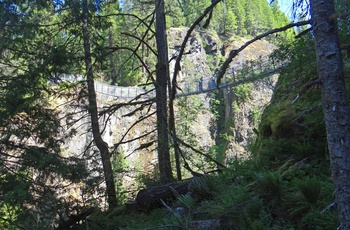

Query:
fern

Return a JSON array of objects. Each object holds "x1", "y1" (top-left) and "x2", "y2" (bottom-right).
[
  {"x1": 253, "y1": 171, "x2": 283, "y2": 201},
  {"x1": 297, "y1": 176, "x2": 321, "y2": 205}
]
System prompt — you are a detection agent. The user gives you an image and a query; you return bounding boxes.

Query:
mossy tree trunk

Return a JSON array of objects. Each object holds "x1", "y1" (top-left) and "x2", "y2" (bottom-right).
[{"x1": 310, "y1": 0, "x2": 350, "y2": 227}]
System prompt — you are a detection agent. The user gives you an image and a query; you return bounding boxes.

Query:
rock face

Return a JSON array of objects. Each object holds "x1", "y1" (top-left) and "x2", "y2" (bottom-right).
[
  {"x1": 167, "y1": 28, "x2": 278, "y2": 160},
  {"x1": 62, "y1": 95, "x2": 157, "y2": 189},
  {"x1": 221, "y1": 38, "x2": 278, "y2": 160}
]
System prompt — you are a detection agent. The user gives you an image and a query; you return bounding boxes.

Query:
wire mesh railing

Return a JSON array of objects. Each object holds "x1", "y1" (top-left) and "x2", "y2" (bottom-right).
[
  {"x1": 176, "y1": 58, "x2": 279, "y2": 96},
  {"x1": 53, "y1": 58, "x2": 280, "y2": 99},
  {"x1": 94, "y1": 82, "x2": 152, "y2": 98}
]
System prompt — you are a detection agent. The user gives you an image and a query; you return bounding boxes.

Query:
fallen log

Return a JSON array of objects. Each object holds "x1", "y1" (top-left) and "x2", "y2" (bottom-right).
[{"x1": 135, "y1": 179, "x2": 192, "y2": 211}]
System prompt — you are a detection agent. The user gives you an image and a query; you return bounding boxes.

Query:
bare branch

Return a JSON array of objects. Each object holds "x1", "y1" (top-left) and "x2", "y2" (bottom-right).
[
  {"x1": 216, "y1": 20, "x2": 311, "y2": 86},
  {"x1": 99, "y1": 98, "x2": 154, "y2": 116},
  {"x1": 170, "y1": 0, "x2": 223, "y2": 100},
  {"x1": 292, "y1": 77, "x2": 321, "y2": 104},
  {"x1": 295, "y1": 27, "x2": 313, "y2": 39},
  {"x1": 168, "y1": 0, "x2": 223, "y2": 180},
  {"x1": 115, "y1": 129, "x2": 156, "y2": 147},
  {"x1": 97, "y1": 13, "x2": 156, "y2": 34},
  {"x1": 125, "y1": 140, "x2": 156, "y2": 157},
  {"x1": 113, "y1": 111, "x2": 156, "y2": 151},
  {"x1": 121, "y1": 32, "x2": 158, "y2": 56},
  {"x1": 177, "y1": 138, "x2": 226, "y2": 169}
]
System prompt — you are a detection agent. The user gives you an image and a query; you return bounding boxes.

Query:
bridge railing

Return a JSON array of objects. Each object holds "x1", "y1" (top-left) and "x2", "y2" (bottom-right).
[
  {"x1": 53, "y1": 58, "x2": 280, "y2": 98},
  {"x1": 95, "y1": 82, "x2": 152, "y2": 98},
  {"x1": 176, "y1": 58, "x2": 278, "y2": 96}
]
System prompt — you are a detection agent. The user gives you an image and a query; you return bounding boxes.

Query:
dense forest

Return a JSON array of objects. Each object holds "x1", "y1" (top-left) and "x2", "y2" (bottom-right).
[{"x1": 0, "y1": 0, "x2": 350, "y2": 229}]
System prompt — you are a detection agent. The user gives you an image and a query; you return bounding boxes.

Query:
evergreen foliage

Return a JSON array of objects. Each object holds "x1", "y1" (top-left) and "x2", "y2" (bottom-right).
[{"x1": 164, "y1": 0, "x2": 292, "y2": 38}]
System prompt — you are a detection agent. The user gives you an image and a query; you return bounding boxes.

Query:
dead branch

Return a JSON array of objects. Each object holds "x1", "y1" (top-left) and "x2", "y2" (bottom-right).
[
  {"x1": 107, "y1": 45, "x2": 155, "y2": 84},
  {"x1": 107, "y1": 13, "x2": 156, "y2": 86},
  {"x1": 292, "y1": 103, "x2": 322, "y2": 123},
  {"x1": 177, "y1": 138, "x2": 226, "y2": 169},
  {"x1": 170, "y1": 0, "x2": 222, "y2": 100},
  {"x1": 160, "y1": 198, "x2": 182, "y2": 220},
  {"x1": 203, "y1": 0, "x2": 215, "y2": 29},
  {"x1": 168, "y1": 0, "x2": 222, "y2": 182},
  {"x1": 169, "y1": 134, "x2": 204, "y2": 178},
  {"x1": 99, "y1": 98, "x2": 154, "y2": 116},
  {"x1": 183, "y1": 161, "x2": 205, "y2": 177},
  {"x1": 112, "y1": 111, "x2": 156, "y2": 152},
  {"x1": 295, "y1": 27, "x2": 313, "y2": 39},
  {"x1": 121, "y1": 32, "x2": 157, "y2": 56},
  {"x1": 122, "y1": 101, "x2": 154, "y2": 117},
  {"x1": 127, "y1": 140, "x2": 156, "y2": 156},
  {"x1": 292, "y1": 77, "x2": 321, "y2": 104},
  {"x1": 115, "y1": 129, "x2": 157, "y2": 154},
  {"x1": 97, "y1": 13, "x2": 156, "y2": 34},
  {"x1": 216, "y1": 20, "x2": 312, "y2": 86}
]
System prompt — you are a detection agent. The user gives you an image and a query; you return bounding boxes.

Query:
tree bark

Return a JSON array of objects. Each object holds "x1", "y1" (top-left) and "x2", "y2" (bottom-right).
[
  {"x1": 154, "y1": 0, "x2": 173, "y2": 183},
  {"x1": 82, "y1": 0, "x2": 117, "y2": 208},
  {"x1": 310, "y1": 0, "x2": 350, "y2": 228}
]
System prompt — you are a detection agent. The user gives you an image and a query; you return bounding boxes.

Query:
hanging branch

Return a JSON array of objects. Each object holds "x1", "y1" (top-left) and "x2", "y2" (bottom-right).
[
  {"x1": 100, "y1": 97, "x2": 154, "y2": 115},
  {"x1": 216, "y1": 20, "x2": 311, "y2": 86},
  {"x1": 117, "y1": 129, "x2": 156, "y2": 147},
  {"x1": 107, "y1": 45, "x2": 156, "y2": 84},
  {"x1": 177, "y1": 138, "x2": 226, "y2": 169},
  {"x1": 173, "y1": 134, "x2": 205, "y2": 177},
  {"x1": 121, "y1": 32, "x2": 157, "y2": 56},
  {"x1": 295, "y1": 27, "x2": 313, "y2": 39},
  {"x1": 168, "y1": 0, "x2": 223, "y2": 181},
  {"x1": 203, "y1": 0, "x2": 215, "y2": 29},
  {"x1": 97, "y1": 13, "x2": 156, "y2": 34},
  {"x1": 112, "y1": 111, "x2": 156, "y2": 152},
  {"x1": 170, "y1": 0, "x2": 222, "y2": 100},
  {"x1": 110, "y1": 12, "x2": 157, "y2": 85}
]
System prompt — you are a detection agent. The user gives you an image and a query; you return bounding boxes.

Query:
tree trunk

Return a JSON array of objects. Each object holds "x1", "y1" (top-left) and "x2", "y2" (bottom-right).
[
  {"x1": 310, "y1": 0, "x2": 350, "y2": 227},
  {"x1": 82, "y1": 0, "x2": 118, "y2": 208},
  {"x1": 154, "y1": 0, "x2": 173, "y2": 183}
]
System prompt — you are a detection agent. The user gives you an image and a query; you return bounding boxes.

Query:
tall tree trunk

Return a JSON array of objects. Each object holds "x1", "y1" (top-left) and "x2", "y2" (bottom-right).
[
  {"x1": 82, "y1": 0, "x2": 118, "y2": 208},
  {"x1": 310, "y1": 0, "x2": 350, "y2": 227},
  {"x1": 154, "y1": 0, "x2": 173, "y2": 183}
]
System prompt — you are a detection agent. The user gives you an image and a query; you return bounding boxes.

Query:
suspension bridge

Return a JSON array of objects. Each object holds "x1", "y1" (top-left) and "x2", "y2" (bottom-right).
[{"x1": 55, "y1": 59, "x2": 280, "y2": 99}]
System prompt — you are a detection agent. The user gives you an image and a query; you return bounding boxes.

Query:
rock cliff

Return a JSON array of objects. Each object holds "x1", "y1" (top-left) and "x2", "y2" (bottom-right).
[{"x1": 167, "y1": 28, "x2": 278, "y2": 161}]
